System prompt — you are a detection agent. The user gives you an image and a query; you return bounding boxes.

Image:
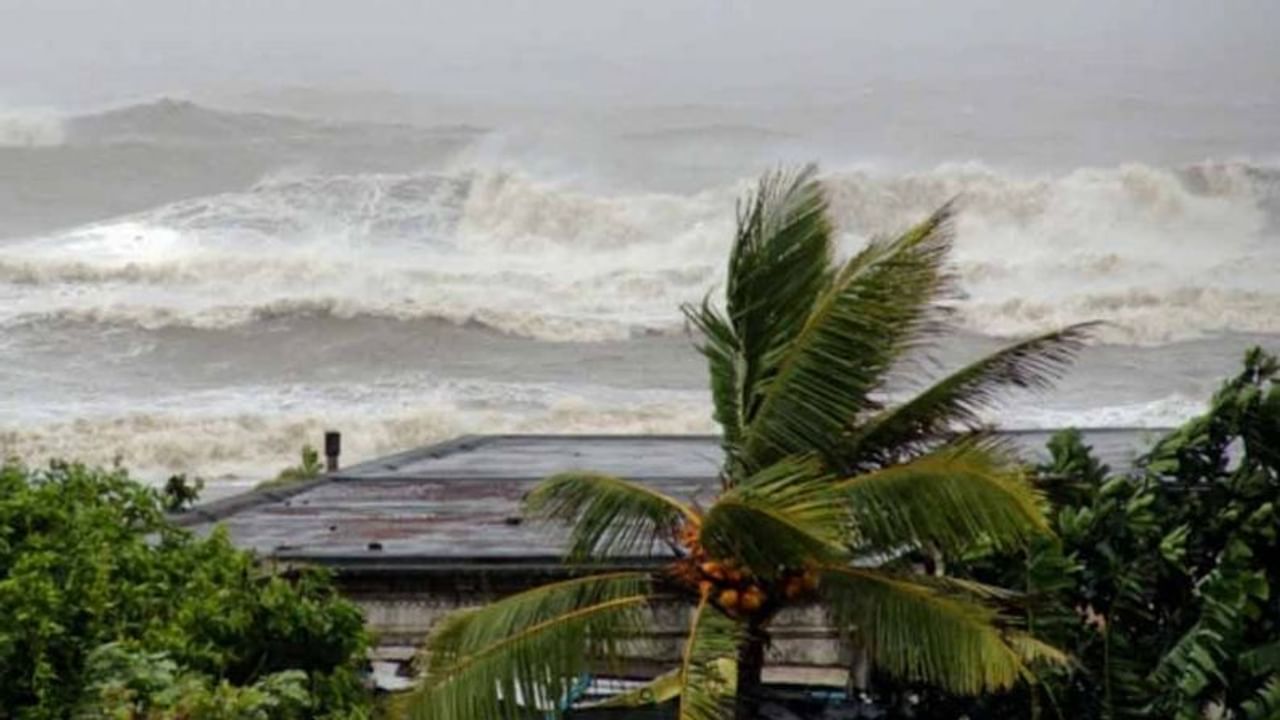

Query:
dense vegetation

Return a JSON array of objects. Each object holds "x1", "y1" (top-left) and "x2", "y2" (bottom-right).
[
  {"x1": 888, "y1": 347, "x2": 1280, "y2": 719},
  {"x1": 408, "y1": 166, "x2": 1091, "y2": 720},
  {"x1": 0, "y1": 460, "x2": 372, "y2": 719}
]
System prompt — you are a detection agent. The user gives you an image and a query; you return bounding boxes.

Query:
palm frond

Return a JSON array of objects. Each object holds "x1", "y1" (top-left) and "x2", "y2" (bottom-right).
[
  {"x1": 527, "y1": 472, "x2": 697, "y2": 561},
  {"x1": 843, "y1": 323, "x2": 1098, "y2": 469},
  {"x1": 905, "y1": 572, "x2": 1025, "y2": 602},
  {"x1": 700, "y1": 456, "x2": 848, "y2": 577},
  {"x1": 684, "y1": 298, "x2": 746, "y2": 454},
  {"x1": 583, "y1": 668, "x2": 683, "y2": 709},
  {"x1": 676, "y1": 594, "x2": 745, "y2": 720},
  {"x1": 682, "y1": 165, "x2": 834, "y2": 473},
  {"x1": 737, "y1": 205, "x2": 957, "y2": 472},
  {"x1": 837, "y1": 441, "x2": 1047, "y2": 556},
  {"x1": 1005, "y1": 631, "x2": 1073, "y2": 669},
  {"x1": 1243, "y1": 675, "x2": 1280, "y2": 720},
  {"x1": 1243, "y1": 642, "x2": 1280, "y2": 675},
  {"x1": 409, "y1": 572, "x2": 653, "y2": 719},
  {"x1": 823, "y1": 566, "x2": 1035, "y2": 695},
  {"x1": 585, "y1": 596, "x2": 743, "y2": 719}
]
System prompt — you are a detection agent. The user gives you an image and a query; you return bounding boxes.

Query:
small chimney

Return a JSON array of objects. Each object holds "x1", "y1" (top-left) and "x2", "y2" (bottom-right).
[{"x1": 324, "y1": 431, "x2": 341, "y2": 472}]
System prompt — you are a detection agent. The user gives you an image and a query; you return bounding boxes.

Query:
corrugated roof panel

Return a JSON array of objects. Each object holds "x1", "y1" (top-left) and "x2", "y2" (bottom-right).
[{"x1": 181, "y1": 431, "x2": 1158, "y2": 568}]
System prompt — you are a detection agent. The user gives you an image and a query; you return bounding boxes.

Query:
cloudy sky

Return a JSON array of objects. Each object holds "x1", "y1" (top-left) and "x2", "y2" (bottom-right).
[{"x1": 2, "y1": 0, "x2": 1277, "y2": 109}]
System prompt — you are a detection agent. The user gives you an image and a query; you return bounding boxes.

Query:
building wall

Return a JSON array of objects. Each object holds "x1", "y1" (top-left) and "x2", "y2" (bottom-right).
[{"x1": 338, "y1": 568, "x2": 854, "y2": 686}]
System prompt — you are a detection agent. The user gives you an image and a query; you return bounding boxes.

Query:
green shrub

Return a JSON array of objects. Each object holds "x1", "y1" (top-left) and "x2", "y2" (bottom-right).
[
  {"x1": 890, "y1": 347, "x2": 1280, "y2": 719},
  {"x1": 0, "y1": 460, "x2": 372, "y2": 719},
  {"x1": 78, "y1": 643, "x2": 312, "y2": 719},
  {"x1": 162, "y1": 473, "x2": 204, "y2": 513}
]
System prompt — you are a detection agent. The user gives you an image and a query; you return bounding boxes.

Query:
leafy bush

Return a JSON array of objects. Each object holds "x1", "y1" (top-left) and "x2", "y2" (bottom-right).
[
  {"x1": 0, "y1": 460, "x2": 372, "y2": 719},
  {"x1": 162, "y1": 473, "x2": 204, "y2": 513},
  {"x1": 79, "y1": 643, "x2": 311, "y2": 719},
  {"x1": 892, "y1": 347, "x2": 1280, "y2": 719}
]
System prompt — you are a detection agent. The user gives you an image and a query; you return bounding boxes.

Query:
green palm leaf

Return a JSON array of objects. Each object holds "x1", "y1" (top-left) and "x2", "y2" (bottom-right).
[
  {"x1": 527, "y1": 472, "x2": 697, "y2": 561},
  {"x1": 823, "y1": 566, "x2": 1034, "y2": 695},
  {"x1": 683, "y1": 165, "x2": 834, "y2": 472},
  {"x1": 837, "y1": 441, "x2": 1047, "y2": 555},
  {"x1": 675, "y1": 595, "x2": 745, "y2": 720},
  {"x1": 1243, "y1": 642, "x2": 1280, "y2": 674},
  {"x1": 737, "y1": 205, "x2": 956, "y2": 472},
  {"x1": 1005, "y1": 631, "x2": 1072, "y2": 669},
  {"x1": 585, "y1": 595, "x2": 743, "y2": 719},
  {"x1": 844, "y1": 324, "x2": 1098, "y2": 469},
  {"x1": 684, "y1": 298, "x2": 746, "y2": 455},
  {"x1": 410, "y1": 572, "x2": 653, "y2": 719},
  {"x1": 1243, "y1": 675, "x2": 1280, "y2": 720},
  {"x1": 700, "y1": 457, "x2": 848, "y2": 577}
]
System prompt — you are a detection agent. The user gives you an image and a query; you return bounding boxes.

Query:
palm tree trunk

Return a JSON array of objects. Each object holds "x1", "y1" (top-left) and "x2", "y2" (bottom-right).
[{"x1": 735, "y1": 622, "x2": 766, "y2": 720}]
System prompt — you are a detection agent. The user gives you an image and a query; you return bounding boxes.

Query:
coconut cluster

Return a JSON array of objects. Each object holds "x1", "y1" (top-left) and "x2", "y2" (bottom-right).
[{"x1": 669, "y1": 522, "x2": 820, "y2": 617}]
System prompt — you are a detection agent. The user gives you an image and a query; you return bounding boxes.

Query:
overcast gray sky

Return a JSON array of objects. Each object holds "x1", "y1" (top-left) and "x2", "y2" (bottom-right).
[{"x1": 2, "y1": 0, "x2": 1277, "y2": 109}]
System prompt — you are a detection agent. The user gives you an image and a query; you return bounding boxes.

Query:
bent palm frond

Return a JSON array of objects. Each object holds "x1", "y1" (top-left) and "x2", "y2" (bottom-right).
[
  {"x1": 838, "y1": 441, "x2": 1047, "y2": 556},
  {"x1": 903, "y1": 572, "x2": 1025, "y2": 603},
  {"x1": 411, "y1": 572, "x2": 653, "y2": 719},
  {"x1": 685, "y1": 165, "x2": 833, "y2": 467},
  {"x1": 845, "y1": 324, "x2": 1098, "y2": 468},
  {"x1": 527, "y1": 472, "x2": 697, "y2": 560},
  {"x1": 684, "y1": 298, "x2": 746, "y2": 454},
  {"x1": 823, "y1": 566, "x2": 1035, "y2": 695},
  {"x1": 587, "y1": 595, "x2": 743, "y2": 719},
  {"x1": 1005, "y1": 631, "x2": 1072, "y2": 670},
  {"x1": 1243, "y1": 675, "x2": 1280, "y2": 720},
  {"x1": 738, "y1": 206, "x2": 957, "y2": 472},
  {"x1": 676, "y1": 594, "x2": 744, "y2": 720},
  {"x1": 700, "y1": 457, "x2": 847, "y2": 577}
]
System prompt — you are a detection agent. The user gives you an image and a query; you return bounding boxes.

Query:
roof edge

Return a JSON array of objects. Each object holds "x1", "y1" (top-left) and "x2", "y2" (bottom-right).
[
  {"x1": 169, "y1": 434, "x2": 490, "y2": 527},
  {"x1": 169, "y1": 428, "x2": 1171, "y2": 529}
]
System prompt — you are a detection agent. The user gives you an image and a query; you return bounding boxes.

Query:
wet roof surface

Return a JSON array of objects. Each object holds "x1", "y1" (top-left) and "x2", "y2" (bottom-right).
[
  {"x1": 343, "y1": 435, "x2": 724, "y2": 481},
  {"x1": 180, "y1": 431, "x2": 1158, "y2": 568}
]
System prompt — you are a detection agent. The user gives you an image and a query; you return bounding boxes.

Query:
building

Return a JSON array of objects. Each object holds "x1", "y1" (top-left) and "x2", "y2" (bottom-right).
[{"x1": 174, "y1": 430, "x2": 1152, "y2": 700}]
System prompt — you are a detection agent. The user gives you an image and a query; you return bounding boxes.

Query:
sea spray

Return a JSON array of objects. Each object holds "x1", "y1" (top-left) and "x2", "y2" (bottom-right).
[
  {"x1": 3, "y1": 162, "x2": 1278, "y2": 343},
  {"x1": 0, "y1": 108, "x2": 66, "y2": 147}
]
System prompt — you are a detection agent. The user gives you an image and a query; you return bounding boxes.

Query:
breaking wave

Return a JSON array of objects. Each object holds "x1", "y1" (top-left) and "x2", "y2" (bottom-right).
[
  {"x1": 0, "y1": 109, "x2": 66, "y2": 147},
  {"x1": 0, "y1": 381, "x2": 717, "y2": 480},
  {"x1": 0, "y1": 379, "x2": 1201, "y2": 482},
  {"x1": 3, "y1": 161, "x2": 1278, "y2": 344}
]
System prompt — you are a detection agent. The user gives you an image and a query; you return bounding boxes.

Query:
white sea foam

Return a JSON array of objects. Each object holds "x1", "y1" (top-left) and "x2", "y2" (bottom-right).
[
  {"x1": 2, "y1": 162, "x2": 1277, "y2": 343},
  {"x1": 0, "y1": 383, "x2": 1205, "y2": 481},
  {"x1": 0, "y1": 109, "x2": 66, "y2": 147},
  {"x1": 0, "y1": 378, "x2": 717, "y2": 480},
  {"x1": 991, "y1": 394, "x2": 1206, "y2": 430},
  {"x1": 821, "y1": 161, "x2": 1280, "y2": 342}
]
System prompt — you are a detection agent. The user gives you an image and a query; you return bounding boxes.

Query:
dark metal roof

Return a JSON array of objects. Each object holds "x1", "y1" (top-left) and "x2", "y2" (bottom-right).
[{"x1": 176, "y1": 430, "x2": 1161, "y2": 571}]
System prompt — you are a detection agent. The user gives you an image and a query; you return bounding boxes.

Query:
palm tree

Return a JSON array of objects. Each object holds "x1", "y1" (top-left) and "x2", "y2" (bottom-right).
[{"x1": 407, "y1": 166, "x2": 1092, "y2": 720}]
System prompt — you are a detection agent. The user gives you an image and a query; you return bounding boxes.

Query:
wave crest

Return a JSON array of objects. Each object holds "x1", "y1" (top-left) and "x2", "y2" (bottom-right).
[
  {"x1": 3, "y1": 162, "x2": 1278, "y2": 344},
  {"x1": 0, "y1": 395, "x2": 716, "y2": 479},
  {"x1": 0, "y1": 109, "x2": 66, "y2": 147}
]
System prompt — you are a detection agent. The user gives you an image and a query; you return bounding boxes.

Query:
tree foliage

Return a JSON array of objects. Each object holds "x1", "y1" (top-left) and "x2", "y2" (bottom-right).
[
  {"x1": 902, "y1": 347, "x2": 1280, "y2": 720},
  {"x1": 78, "y1": 643, "x2": 312, "y2": 720},
  {"x1": 0, "y1": 460, "x2": 371, "y2": 719},
  {"x1": 408, "y1": 166, "x2": 1091, "y2": 719}
]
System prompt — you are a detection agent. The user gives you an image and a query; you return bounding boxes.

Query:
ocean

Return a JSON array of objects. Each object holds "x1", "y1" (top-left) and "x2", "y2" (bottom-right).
[{"x1": 1, "y1": 95, "x2": 1277, "y2": 491}]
